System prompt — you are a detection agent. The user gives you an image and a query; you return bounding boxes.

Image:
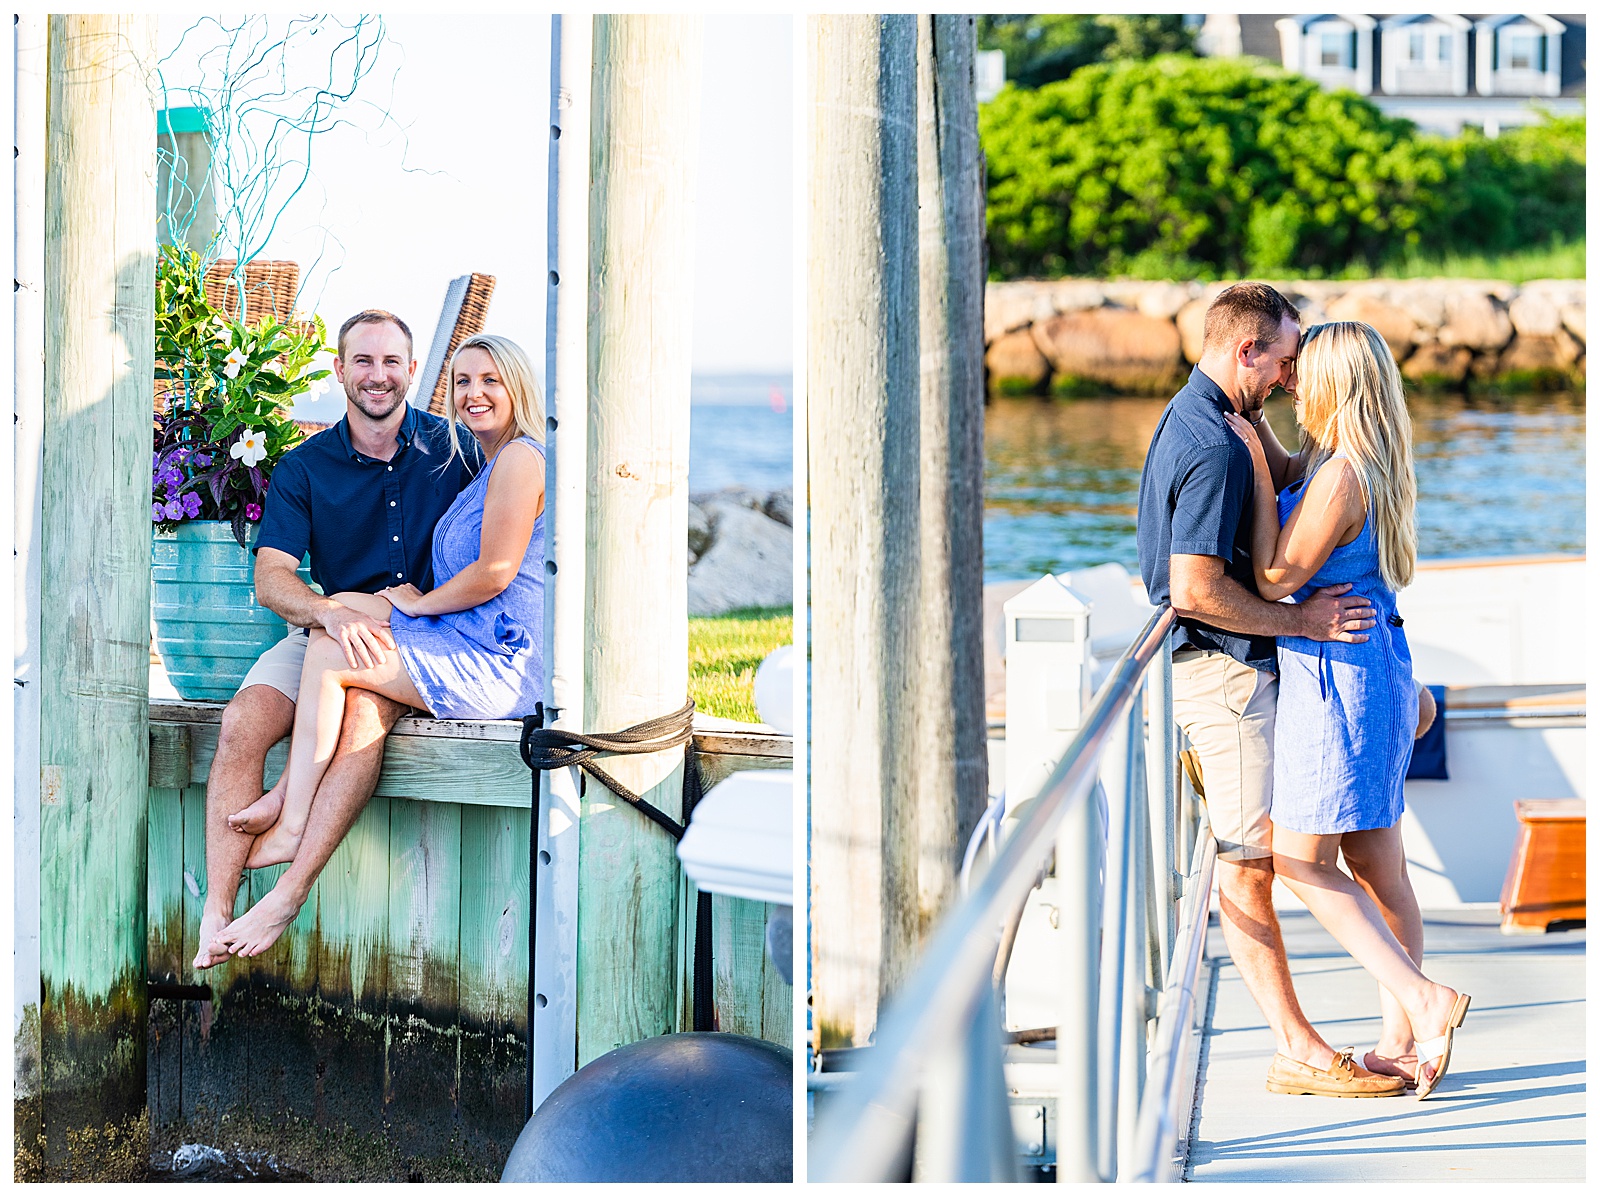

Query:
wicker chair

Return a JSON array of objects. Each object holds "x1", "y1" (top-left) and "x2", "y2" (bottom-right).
[
  {"x1": 204, "y1": 258, "x2": 301, "y2": 325},
  {"x1": 421, "y1": 272, "x2": 497, "y2": 415}
]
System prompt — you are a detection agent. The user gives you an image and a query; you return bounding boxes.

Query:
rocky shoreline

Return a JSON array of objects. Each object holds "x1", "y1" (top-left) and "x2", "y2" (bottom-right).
[
  {"x1": 985, "y1": 277, "x2": 1586, "y2": 397},
  {"x1": 688, "y1": 486, "x2": 793, "y2": 616}
]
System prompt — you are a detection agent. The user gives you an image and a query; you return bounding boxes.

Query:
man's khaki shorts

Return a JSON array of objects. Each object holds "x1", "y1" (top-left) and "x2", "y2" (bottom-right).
[
  {"x1": 237, "y1": 628, "x2": 310, "y2": 704},
  {"x1": 1171, "y1": 648, "x2": 1276, "y2": 862}
]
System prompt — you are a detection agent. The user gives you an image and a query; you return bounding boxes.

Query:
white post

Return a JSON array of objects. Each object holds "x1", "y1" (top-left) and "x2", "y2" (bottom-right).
[
  {"x1": 11, "y1": 11, "x2": 47, "y2": 1110},
  {"x1": 1002, "y1": 575, "x2": 1092, "y2": 811},
  {"x1": 532, "y1": 12, "x2": 591, "y2": 1109}
]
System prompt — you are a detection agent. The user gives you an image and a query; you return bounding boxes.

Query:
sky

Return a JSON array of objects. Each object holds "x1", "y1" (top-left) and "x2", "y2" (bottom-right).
[{"x1": 155, "y1": 14, "x2": 794, "y2": 420}]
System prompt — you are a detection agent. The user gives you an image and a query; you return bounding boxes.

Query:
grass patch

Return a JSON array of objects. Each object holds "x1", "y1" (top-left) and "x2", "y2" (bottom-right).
[
  {"x1": 689, "y1": 606, "x2": 792, "y2": 724},
  {"x1": 1352, "y1": 236, "x2": 1585, "y2": 283}
]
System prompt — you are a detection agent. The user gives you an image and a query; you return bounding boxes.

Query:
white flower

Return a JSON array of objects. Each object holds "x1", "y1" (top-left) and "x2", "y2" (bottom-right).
[
  {"x1": 222, "y1": 347, "x2": 248, "y2": 379},
  {"x1": 230, "y1": 428, "x2": 268, "y2": 467}
]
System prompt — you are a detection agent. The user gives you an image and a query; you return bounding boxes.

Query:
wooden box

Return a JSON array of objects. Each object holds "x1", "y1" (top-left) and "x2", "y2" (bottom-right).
[{"x1": 1499, "y1": 798, "x2": 1586, "y2": 933}]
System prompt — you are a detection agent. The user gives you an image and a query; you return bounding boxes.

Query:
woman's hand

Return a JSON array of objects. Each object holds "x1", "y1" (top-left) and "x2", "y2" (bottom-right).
[
  {"x1": 378, "y1": 582, "x2": 428, "y2": 616},
  {"x1": 1224, "y1": 411, "x2": 1270, "y2": 475}
]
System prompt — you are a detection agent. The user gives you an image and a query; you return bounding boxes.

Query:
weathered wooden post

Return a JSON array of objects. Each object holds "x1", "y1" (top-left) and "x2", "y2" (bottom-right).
[
  {"x1": 808, "y1": 13, "x2": 923, "y2": 1048},
  {"x1": 579, "y1": 13, "x2": 703, "y2": 1065},
  {"x1": 13, "y1": 9, "x2": 48, "y2": 1152},
  {"x1": 913, "y1": 14, "x2": 989, "y2": 933},
  {"x1": 36, "y1": 13, "x2": 159, "y2": 1165}
]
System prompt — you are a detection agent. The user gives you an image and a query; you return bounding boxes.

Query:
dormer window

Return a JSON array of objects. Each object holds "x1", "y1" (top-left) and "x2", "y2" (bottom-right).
[
  {"x1": 1475, "y1": 15, "x2": 1563, "y2": 98},
  {"x1": 1320, "y1": 30, "x2": 1352, "y2": 68},
  {"x1": 1379, "y1": 15, "x2": 1469, "y2": 97},
  {"x1": 1279, "y1": 15, "x2": 1375, "y2": 95}
]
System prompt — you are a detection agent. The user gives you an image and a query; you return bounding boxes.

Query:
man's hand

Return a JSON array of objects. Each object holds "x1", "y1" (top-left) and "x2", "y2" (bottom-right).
[
  {"x1": 1296, "y1": 582, "x2": 1375, "y2": 643},
  {"x1": 321, "y1": 603, "x2": 396, "y2": 670}
]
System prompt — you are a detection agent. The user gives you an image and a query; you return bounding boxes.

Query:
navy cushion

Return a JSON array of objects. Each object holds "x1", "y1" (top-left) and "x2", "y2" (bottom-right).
[{"x1": 1406, "y1": 685, "x2": 1448, "y2": 780}]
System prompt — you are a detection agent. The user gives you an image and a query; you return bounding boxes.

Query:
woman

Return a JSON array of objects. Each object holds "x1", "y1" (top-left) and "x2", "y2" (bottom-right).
[
  {"x1": 218, "y1": 333, "x2": 546, "y2": 955},
  {"x1": 1225, "y1": 321, "x2": 1468, "y2": 1100}
]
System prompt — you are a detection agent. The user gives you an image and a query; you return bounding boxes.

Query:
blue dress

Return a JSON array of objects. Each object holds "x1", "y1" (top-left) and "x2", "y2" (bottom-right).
[
  {"x1": 1271, "y1": 458, "x2": 1417, "y2": 835},
  {"x1": 391, "y1": 436, "x2": 545, "y2": 720}
]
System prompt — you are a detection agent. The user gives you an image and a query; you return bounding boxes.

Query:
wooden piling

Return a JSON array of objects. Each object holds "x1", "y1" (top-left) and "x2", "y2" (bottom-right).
[
  {"x1": 807, "y1": 14, "x2": 923, "y2": 1048},
  {"x1": 580, "y1": 14, "x2": 703, "y2": 1066},
  {"x1": 913, "y1": 15, "x2": 989, "y2": 933},
  {"x1": 36, "y1": 12, "x2": 159, "y2": 1165}
]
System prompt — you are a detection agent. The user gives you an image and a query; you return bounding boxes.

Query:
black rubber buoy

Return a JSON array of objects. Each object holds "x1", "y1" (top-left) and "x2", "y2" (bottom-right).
[{"x1": 501, "y1": 1032, "x2": 793, "y2": 1183}]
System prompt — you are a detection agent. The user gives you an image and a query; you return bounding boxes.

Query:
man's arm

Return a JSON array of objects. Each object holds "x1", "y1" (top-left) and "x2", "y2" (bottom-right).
[
  {"x1": 1169, "y1": 553, "x2": 1374, "y2": 643},
  {"x1": 254, "y1": 548, "x2": 396, "y2": 669}
]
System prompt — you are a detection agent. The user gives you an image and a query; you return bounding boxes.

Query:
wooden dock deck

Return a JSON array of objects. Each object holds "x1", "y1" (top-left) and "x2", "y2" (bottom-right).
[{"x1": 1186, "y1": 907, "x2": 1585, "y2": 1182}]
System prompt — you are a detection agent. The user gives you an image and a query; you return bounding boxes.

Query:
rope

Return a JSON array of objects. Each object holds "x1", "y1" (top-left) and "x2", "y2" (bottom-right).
[
  {"x1": 518, "y1": 696, "x2": 717, "y2": 1063},
  {"x1": 521, "y1": 697, "x2": 698, "y2": 839}
]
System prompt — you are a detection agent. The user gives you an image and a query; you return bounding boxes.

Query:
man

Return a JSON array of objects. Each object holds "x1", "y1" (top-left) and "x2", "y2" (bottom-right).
[
  {"x1": 193, "y1": 310, "x2": 479, "y2": 967},
  {"x1": 1135, "y1": 282, "x2": 1401, "y2": 1097}
]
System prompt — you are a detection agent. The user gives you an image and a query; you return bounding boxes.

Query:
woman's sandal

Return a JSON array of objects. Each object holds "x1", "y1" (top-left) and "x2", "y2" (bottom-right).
[{"x1": 1414, "y1": 992, "x2": 1472, "y2": 1100}]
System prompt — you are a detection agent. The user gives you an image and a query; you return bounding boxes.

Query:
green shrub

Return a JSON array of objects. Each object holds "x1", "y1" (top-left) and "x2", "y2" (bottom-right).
[{"x1": 980, "y1": 55, "x2": 1583, "y2": 280}]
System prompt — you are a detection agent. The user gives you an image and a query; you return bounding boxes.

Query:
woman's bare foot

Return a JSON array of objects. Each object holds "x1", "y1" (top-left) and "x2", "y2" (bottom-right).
[
  {"x1": 193, "y1": 910, "x2": 234, "y2": 970},
  {"x1": 1411, "y1": 984, "x2": 1464, "y2": 1088},
  {"x1": 1363, "y1": 1047, "x2": 1418, "y2": 1085},
  {"x1": 228, "y1": 778, "x2": 286, "y2": 835},
  {"x1": 216, "y1": 888, "x2": 303, "y2": 959},
  {"x1": 245, "y1": 818, "x2": 305, "y2": 870}
]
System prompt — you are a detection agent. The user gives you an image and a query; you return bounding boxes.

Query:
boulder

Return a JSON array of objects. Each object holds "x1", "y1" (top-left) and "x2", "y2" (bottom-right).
[
  {"x1": 985, "y1": 328, "x2": 1051, "y2": 393},
  {"x1": 687, "y1": 500, "x2": 713, "y2": 565},
  {"x1": 1135, "y1": 281, "x2": 1195, "y2": 321},
  {"x1": 1176, "y1": 297, "x2": 1209, "y2": 364},
  {"x1": 763, "y1": 487, "x2": 793, "y2": 528},
  {"x1": 1559, "y1": 302, "x2": 1585, "y2": 344},
  {"x1": 1497, "y1": 331, "x2": 1584, "y2": 375},
  {"x1": 984, "y1": 281, "x2": 1047, "y2": 343},
  {"x1": 1325, "y1": 285, "x2": 1418, "y2": 358},
  {"x1": 1438, "y1": 288, "x2": 1514, "y2": 351},
  {"x1": 1045, "y1": 279, "x2": 1107, "y2": 314},
  {"x1": 1031, "y1": 308, "x2": 1184, "y2": 394},
  {"x1": 1508, "y1": 288, "x2": 1565, "y2": 339},
  {"x1": 1400, "y1": 342, "x2": 1473, "y2": 386},
  {"x1": 687, "y1": 499, "x2": 793, "y2": 616},
  {"x1": 1386, "y1": 281, "x2": 1448, "y2": 333}
]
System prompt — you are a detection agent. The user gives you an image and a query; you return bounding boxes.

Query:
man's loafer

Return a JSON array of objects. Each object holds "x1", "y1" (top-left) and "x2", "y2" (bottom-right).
[{"x1": 1265, "y1": 1047, "x2": 1407, "y2": 1097}]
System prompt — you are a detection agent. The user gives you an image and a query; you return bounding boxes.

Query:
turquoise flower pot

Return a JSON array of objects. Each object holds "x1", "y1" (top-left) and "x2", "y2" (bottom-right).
[{"x1": 152, "y1": 522, "x2": 312, "y2": 702}]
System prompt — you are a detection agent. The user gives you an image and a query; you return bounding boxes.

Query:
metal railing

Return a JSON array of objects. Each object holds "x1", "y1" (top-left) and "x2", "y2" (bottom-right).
[{"x1": 810, "y1": 605, "x2": 1217, "y2": 1182}]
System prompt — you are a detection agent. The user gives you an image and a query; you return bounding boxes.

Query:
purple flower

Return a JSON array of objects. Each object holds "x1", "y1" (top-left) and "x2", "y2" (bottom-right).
[
  {"x1": 181, "y1": 491, "x2": 203, "y2": 517},
  {"x1": 194, "y1": 452, "x2": 212, "y2": 467},
  {"x1": 163, "y1": 499, "x2": 185, "y2": 521},
  {"x1": 152, "y1": 502, "x2": 165, "y2": 521},
  {"x1": 161, "y1": 467, "x2": 184, "y2": 490},
  {"x1": 245, "y1": 502, "x2": 263, "y2": 522}
]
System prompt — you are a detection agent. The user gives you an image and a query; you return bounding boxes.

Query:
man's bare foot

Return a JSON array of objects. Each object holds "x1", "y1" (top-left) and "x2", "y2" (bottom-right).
[
  {"x1": 217, "y1": 888, "x2": 303, "y2": 959},
  {"x1": 193, "y1": 910, "x2": 234, "y2": 970},
  {"x1": 246, "y1": 818, "x2": 305, "y2": 869},
  {"x1": 228, "y1": 778, "x2": 286, "y2": 835}
]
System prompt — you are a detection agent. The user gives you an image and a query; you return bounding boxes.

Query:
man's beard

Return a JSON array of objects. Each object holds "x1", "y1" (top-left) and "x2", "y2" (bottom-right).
[{"x1": 346, "y1": 380, "x2": 408, "y2": 420}]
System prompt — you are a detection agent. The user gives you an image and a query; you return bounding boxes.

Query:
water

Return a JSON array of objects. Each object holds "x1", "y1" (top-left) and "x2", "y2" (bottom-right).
[
  {"x1": 689, "y1": 373, "x2": 794, "y2": 494},
  {"x1": 983, "y1": 391, "x2": 1585, "y2": 582}
]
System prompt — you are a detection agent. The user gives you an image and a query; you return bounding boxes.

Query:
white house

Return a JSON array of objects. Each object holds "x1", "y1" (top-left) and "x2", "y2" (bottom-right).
[{"x1": 1195, "y1": 13, "x2": 1585, "y2": 135}]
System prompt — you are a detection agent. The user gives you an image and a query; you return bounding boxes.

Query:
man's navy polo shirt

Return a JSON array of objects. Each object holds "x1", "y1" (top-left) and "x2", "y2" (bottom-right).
[
  {"x1": 254, "y1": 404, "x2": 480, "y2": 596},
  {"x1": 1135, "y1": 366, "x2": 1277, "y2": 674}
]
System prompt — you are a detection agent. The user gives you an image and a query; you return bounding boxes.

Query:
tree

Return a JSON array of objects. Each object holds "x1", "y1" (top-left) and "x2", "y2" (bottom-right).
[{"x1": 977, "y1": 14, "x2": 1193, "y2": 90}]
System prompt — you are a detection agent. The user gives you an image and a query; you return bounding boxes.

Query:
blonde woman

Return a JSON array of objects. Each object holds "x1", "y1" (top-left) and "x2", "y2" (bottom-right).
[
  {"x1": 217, "y1": 334, "x2": 546, "y2": 958},
  {"x1": 1225, "y1": 321, "x2": 1468, "y2": 1101}
]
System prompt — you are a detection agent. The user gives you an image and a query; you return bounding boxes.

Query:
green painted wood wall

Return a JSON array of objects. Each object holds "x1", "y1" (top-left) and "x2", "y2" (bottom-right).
[{"x1": 145, "y1": 714, "x2": 790, "y2": 1177}]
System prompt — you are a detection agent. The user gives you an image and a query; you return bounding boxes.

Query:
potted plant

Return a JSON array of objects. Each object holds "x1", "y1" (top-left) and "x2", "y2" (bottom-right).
[{"x1": 151, "y1": 243, "x2": 328, "y2": 701}]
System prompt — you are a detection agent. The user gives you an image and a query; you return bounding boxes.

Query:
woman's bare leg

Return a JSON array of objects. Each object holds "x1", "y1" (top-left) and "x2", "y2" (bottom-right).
[
  {"x1": 1343, "y1": 824, "x2": 1425, "y2": 1080},
  {"x1": 1272, "y1": 825, "x2": 1461, "y2": 1084},
  {"x1": 243, "y1": 593, "x2": 423, "y2": 870}
]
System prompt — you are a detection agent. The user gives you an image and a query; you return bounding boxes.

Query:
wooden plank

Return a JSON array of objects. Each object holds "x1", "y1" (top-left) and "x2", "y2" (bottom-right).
[
  {"x1": 458, "y1": 805, "x2": 530, "y2": 1165},
  {"x1": 154, "y1": 710, "x2": 791, "y2": 810},
  {"x1": 384, "y1": 798, "x2": 464, "y2": 1154},
  {"x1": 148, "y1": 787, "x2": 187, "y2": 1130},
  {"x1": 759, "y1": 903, "x2": 793, "y2": 1046},
  {"x1": 304, "y1": 796, "x2": 391, "y2": 1136}
]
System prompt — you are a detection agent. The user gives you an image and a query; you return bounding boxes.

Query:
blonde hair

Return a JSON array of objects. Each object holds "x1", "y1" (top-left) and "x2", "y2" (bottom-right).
[
  {"x1": 1294, "y1": 321, "x2": 1417, "y2": 591},
  {"x1": 444, "y1": 333, "x2": 546, "y2": 467}
]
